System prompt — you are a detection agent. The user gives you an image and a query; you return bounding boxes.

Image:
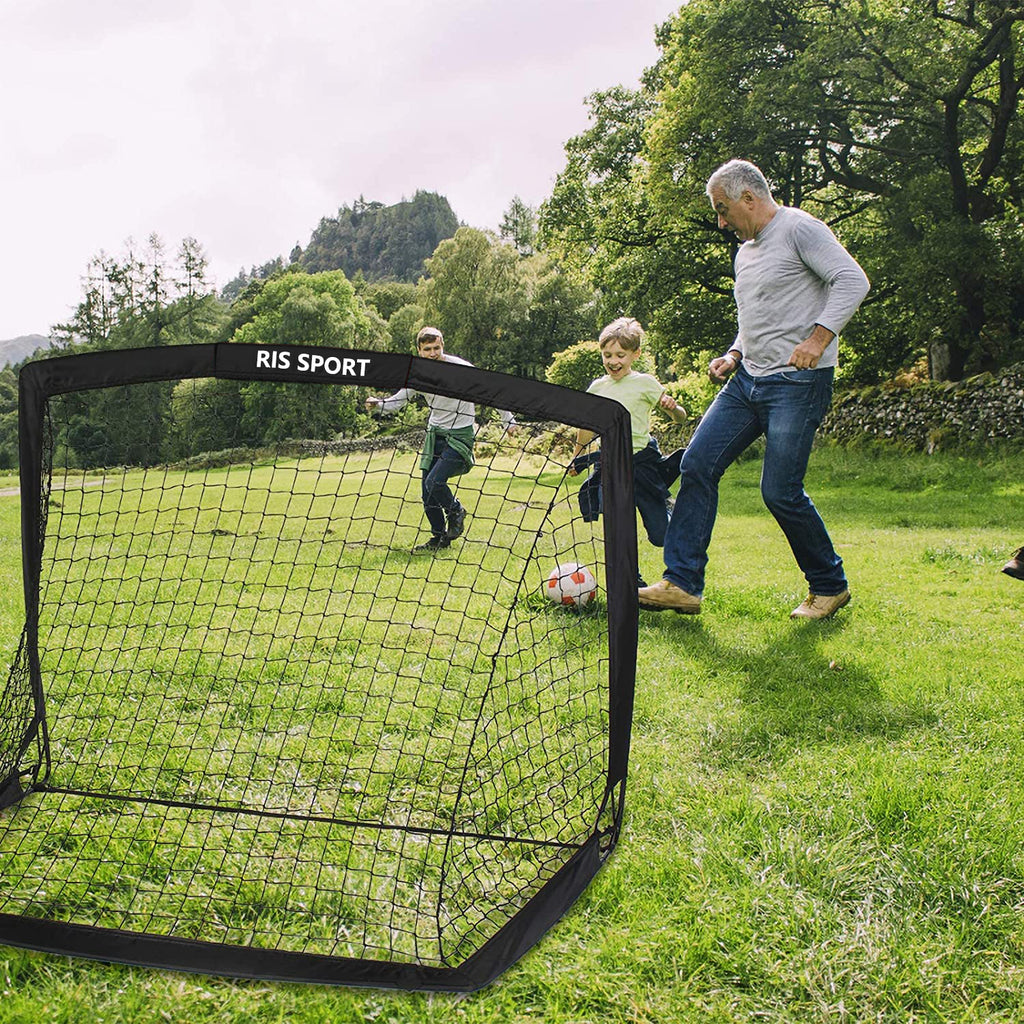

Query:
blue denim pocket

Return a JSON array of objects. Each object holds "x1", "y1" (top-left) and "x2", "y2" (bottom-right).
[{"x1": 775, "y1": 368, "x2": 818, "y2": 384}]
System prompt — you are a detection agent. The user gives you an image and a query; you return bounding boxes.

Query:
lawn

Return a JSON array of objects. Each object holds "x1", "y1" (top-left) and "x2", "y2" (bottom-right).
[{"x1": 1, "y1": 444, "x2": 1023, "y2": 1023}]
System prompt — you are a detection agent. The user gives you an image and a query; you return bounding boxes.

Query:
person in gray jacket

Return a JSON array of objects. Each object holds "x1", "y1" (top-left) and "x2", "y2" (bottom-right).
[
  {"x1": 366, "y1": 326, "x2": 517, "y2": 553},
  {"x1": 639, "y1": 159, "x2": 870, "y2": 619}
]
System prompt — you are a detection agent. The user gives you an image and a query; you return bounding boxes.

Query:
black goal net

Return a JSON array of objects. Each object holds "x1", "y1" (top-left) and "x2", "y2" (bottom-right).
[{"x1": 0, "y1": 343, "x2": 637, "y2": 991}]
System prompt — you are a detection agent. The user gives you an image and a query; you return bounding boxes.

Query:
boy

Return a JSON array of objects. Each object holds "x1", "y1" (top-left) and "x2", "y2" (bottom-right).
[
  {"x1": 568, "y1": 317, "x2": 687, "y2": 582},
  {"x1": 366, "y1": 326, "x2": 517, "y2": 552}
]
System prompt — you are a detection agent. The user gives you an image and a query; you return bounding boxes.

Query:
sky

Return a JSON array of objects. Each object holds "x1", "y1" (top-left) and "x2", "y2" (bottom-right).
[{"x1": 0, "y1": 0, "x2": 679, "y2": 340}]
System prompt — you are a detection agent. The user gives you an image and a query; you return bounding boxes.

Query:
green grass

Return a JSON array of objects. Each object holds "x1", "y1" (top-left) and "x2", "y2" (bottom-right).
[
  {"x1": 2, "y1": 446, "x2": 1024, "y2": 1022},
  {"x1": 1, "y1": 447, "x2": 611, "y2": 976}
]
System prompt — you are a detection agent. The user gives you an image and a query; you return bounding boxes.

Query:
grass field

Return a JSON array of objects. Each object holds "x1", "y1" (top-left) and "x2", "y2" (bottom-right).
[
  {"x1": 1, "y1": 443, "x2": 1023, "y2": 1022},
  {"x1": 0, "y1": 439, "x2": 614, "y2": 982}
]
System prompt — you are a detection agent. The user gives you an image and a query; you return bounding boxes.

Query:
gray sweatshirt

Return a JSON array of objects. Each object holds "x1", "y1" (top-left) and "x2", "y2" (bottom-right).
[{"x1": 732, "y1": 205, "x2": 870, "y2": 376}]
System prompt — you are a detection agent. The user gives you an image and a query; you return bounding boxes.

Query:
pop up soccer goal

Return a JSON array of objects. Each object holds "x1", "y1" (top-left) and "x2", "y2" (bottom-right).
[{"x1": 0, "y1": 344, "x2": 638, "y2": 990}]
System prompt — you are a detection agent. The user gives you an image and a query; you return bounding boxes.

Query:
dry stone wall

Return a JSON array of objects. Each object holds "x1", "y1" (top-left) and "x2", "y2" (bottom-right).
[{"x1": 821, "y1": 363, "x2": 1024, "y2": 451}]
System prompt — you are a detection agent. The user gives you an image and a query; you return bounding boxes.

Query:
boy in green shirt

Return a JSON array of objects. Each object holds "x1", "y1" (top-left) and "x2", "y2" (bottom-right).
[{"x1": 568, "y1": 317, "x2": 687, "y2": 582}]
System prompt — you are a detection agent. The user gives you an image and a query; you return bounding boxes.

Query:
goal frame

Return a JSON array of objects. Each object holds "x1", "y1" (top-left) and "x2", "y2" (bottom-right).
[{"x1": 0, "y1": 343, "x2": 638, "y2": 991}]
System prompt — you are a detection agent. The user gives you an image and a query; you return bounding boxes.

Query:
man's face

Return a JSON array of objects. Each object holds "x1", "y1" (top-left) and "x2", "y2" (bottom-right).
[
  {"x1": 600, "y1": 342, "x2": 639, "y2": 381},
  {"x1": 710, "y1": 187, "x2": 758, "y2": 242},
  {"x1": 417, "y1": 336, "x2": 444, "y2": 360}
]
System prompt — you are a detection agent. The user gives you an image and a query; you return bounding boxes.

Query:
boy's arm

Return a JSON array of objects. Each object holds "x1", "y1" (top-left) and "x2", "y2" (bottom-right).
[
  {"x1": 658, "y1": 390, "x2": 688, "y2": 423},
  {"x1": 567, "y1": 428, "x2": 598, "y2": 476},
  {"x1": 365, "y1": 387, "x2": 411, "y2": 415}
]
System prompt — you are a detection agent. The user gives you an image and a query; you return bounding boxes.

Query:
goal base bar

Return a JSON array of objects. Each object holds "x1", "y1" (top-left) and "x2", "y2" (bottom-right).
[{"x1": 0, "y1": 831, "x2": 605, "y2": 992}]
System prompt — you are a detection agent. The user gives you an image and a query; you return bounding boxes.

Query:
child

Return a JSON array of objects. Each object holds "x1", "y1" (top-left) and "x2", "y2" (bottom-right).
[
  {"x1": 568, "y1": 317, "x2": 687, "y2": 583},
  {"x1": 366, "y1": 326, "x2": 517, "y2": 552}
]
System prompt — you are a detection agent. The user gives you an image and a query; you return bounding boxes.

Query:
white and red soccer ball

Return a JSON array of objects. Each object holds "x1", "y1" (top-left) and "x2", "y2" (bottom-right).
[{"x1": 545, "y1": 562, "x2": 598, "y2": 609}]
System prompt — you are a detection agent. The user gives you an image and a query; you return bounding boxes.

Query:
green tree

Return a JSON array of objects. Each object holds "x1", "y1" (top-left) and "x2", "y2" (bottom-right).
[
  {"x1": 387, "y1": 302, "x2": 426, "y2": 352},
  {"x1": 420, "y1": 228, "x2": 597, "y2": 377},
  {"x1": 499, "y1": 196, "x2": 538, "y2": 256},
  {"x1": 419, "y1": 228, "x2": 530, "y2": 374},
  {"x1": 227, "y1": 270, "x2": 388, "y2": 441},
  {"x1": 542, "y1": 0, "x2": 1024, "y2": 382},
  {"x1": 0, "y1": 368, "x2": 18, "y2": 470}
]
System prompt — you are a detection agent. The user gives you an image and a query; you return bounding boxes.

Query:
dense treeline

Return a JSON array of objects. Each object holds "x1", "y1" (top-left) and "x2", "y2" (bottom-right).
[
  {"x1": 6, "y1": 1, "x2": 1023, "y2": 472},
  {"x1": 0, "y1": 213, "x2": 600, "y2": 470}
]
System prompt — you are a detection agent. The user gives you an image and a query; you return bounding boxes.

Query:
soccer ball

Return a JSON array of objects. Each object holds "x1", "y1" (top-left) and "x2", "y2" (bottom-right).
[{"x1": 545, "y1": 562, "x2": 598, "y2": 608}]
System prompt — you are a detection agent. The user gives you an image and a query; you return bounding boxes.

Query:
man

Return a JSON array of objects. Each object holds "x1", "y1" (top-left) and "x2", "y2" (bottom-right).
[
  {"x1": 639, "y1": 159, "x2": 870, "y2": 619},
  {"x1": 366, "y1": 326, "x2": 516, "y2": 553}
]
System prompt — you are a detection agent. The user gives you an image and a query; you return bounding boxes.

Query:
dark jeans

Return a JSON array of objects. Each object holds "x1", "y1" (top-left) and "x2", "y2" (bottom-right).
[
  {"x1": 421, "y1": 440, "x2": 464, "y2": 536},
  {"x1": 663, "y1": 365, "x2": 846, "y2": 597},
  {"x1": 577, "y1": 439, "x2": 676, "y2": 546}
]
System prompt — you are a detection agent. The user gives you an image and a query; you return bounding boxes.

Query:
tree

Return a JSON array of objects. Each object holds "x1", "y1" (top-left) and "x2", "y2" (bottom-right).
[
  {"x1": 419, "y1": 228, "x2": 598, "y2": 378},
  {"x1": 499, "y1": 196, "x2": 538, "y2": 256},
  {"x1": 0, "y1": 368, "x2": 18, "y2": 470},
  {"x1": 226, "y1": 270, "x2": 388, "y2": 441},
  {"x1": 419, "y1": 228, "x2": 530, "y2": 374},
  {"x1": 542, "y1": 0, "x2": 1024, "y2": 382}
]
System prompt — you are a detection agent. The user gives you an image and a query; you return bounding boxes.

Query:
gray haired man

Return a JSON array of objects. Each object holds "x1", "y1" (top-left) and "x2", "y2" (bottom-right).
[{"x1": 639, "y1": 159, "x2": 870, "y2": 619}]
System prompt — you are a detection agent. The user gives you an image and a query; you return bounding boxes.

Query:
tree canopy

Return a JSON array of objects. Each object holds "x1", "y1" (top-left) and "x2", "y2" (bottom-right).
[
  {"x1": 419, "y1": 227, "x2": 598, "y2": 377},
  {"x1": 541, "y1": 0, "x2": 1024, "y2": 382}
]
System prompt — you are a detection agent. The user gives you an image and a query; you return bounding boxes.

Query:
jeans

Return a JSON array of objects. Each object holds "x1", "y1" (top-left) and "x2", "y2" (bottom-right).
[
  {"x1": 421, "y1": 441, "x2": 465, "y2": 536},
  {"x1": 576, "y1": 439, "x2": 674, "y2": 545},
  {"x1": 663, "y1": 365, "x2": 846, "y2": 597}
]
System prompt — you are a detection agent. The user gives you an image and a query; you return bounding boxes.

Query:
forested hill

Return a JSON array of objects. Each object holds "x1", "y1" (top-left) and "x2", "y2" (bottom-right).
[
  {"x1": 222, "y1": 191, "x2": 459, "y2": 301},
  {"x1": 300, "y1": 191, "x2": 459, "y2": 279}
]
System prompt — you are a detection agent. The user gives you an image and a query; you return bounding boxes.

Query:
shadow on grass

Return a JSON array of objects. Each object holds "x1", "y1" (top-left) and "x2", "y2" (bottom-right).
[{"x1": 639, "y1": 610, "x2": 936, "y2": 771}]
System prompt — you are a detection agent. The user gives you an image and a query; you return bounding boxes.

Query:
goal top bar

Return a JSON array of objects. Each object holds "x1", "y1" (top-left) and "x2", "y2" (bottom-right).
[{"x1": 19, "y1": 343, "x2": 631, "y2": 435}]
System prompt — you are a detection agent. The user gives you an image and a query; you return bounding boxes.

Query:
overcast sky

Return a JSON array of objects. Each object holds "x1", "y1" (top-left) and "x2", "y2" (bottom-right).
[{"x1": 0, "y1": 0, "x2": 679, "y2": 340}]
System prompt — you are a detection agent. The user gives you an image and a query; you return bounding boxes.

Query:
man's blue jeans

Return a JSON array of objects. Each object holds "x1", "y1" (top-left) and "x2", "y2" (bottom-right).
[
  {"x1": 422, "y1": 441, "x2": 465, "y2": 536},
  {"x1": 663, "y1": 365, "x2": 846, "y2": 597}
]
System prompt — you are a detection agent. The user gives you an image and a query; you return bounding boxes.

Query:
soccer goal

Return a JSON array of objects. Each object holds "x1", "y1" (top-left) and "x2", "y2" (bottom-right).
[{"x1": 0, "y1": 343, "x2": 638, "y2": 991}]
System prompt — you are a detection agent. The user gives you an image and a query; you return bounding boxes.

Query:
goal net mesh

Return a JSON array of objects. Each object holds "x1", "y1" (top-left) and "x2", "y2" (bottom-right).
[{"x1": 0, "y1": 344, "x2": 637, "y2": 990}]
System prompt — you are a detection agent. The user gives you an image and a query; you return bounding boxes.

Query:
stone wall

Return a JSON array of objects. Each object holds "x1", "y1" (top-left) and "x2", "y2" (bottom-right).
[{"x1": 821, "y1": 363, "x2": 1024, "y2": 451}]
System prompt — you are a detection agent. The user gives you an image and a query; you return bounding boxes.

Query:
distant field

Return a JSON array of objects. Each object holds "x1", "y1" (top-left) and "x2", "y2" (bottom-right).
[{"x1": 0, "y1": 445, "x2": 1023, "y2": 1022}]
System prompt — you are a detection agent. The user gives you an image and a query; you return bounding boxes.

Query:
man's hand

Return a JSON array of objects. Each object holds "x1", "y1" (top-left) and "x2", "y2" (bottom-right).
[
  {"x1": 709, "y1": 352, "x2": 740, "y2": 383},
  {"x1": 788, "y1": 325, "x2": 834, "y2": 369},
  {"x1": 365, "y1": 396, "x2": 382, "y2": 411}
]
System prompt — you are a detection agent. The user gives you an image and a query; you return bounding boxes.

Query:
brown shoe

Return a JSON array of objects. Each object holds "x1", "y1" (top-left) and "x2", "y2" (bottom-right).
[
  {"x1": 1002, "y1": 548, "x2": 1024, "y2": 581},
  {"x1": 638, "y1": 579, "x2": 701, "y2": 614},
  {"x1": 790, "y1": 589, "x2": 851, "y2": 620}
]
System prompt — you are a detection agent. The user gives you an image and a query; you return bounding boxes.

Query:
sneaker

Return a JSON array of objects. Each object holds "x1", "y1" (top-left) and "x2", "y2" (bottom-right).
[
  {"x1": 790, "y1": 589, "x2": 851, "y2": 620},
  {"x1": 637, "y1": 579, "x2": 701, "y2": 614},
  {"x1": 1002, "y1": 548, "x2": 1024, "y2": 581},
  {"x1": 445, "y1": 502, "x2": 466, "y2": 541},
  {"x1": 413, "y1": 535, "x2": 450, "y2": 553}
]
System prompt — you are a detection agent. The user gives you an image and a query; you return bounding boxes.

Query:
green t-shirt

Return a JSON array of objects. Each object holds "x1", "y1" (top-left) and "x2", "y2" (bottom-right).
[{"x1": 586, "y1": 372, "x2": 666, "y2": 453}]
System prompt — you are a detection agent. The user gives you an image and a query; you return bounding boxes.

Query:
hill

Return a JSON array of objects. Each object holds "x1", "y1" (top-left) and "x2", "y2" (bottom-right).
[
  {"x1": 0, "y1": 334, "x2": 54, "y2": 368},
  {"x1": 221, "y1": 191, "x2": 459, "y2": 301}
]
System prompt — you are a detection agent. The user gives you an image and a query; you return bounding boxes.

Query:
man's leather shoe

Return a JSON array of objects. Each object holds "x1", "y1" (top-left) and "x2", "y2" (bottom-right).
[
  {"x1": 790, "y1": 590, "x2": 851, "y2": 620},
  {"x1": 637, "y1": 579, "x2": 701, "y2": 614}
]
